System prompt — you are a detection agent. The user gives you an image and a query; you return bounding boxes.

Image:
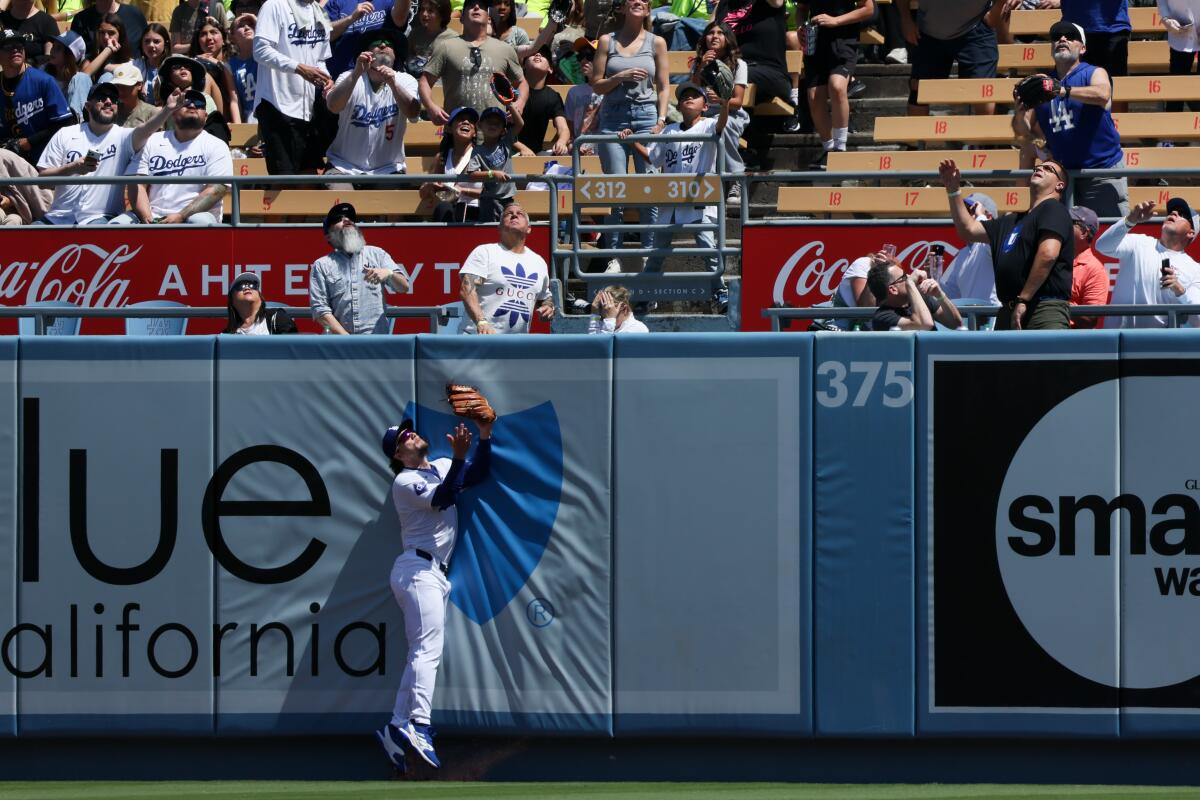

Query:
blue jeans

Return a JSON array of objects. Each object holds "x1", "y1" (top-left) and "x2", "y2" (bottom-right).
[
  {"x1": 644, "y1": 210, "x2": 718, "y2": 273},
  {"x1": 109, "y1": 211, "x2": 220, "y2": 225},
  {"x1": 597, "y1": 98, "x2": 660, "y2": 253},
  {"x1": 652, "y1": 8, "x2": 710, "y2": 51}
]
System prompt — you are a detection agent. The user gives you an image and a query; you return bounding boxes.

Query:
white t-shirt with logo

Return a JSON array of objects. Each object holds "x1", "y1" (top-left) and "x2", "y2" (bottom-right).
[
  {"x1": 327, "y1": 70, "x2": 419, "y2": 174},
  {"x1": 646, "y1": 115, "x2": 719, "y2": 224},
  {"x1": 38, "y1": 123, "x2": 135, "y2": 224},
  {"x1": 133, "y1": 130, "x2": 233, "y2": 220},
  {"x1": 252, "y1": 0, "x2": 332, "y2": 121},
  {"x1": 459, "y1": 242, "x2": 551, "y2": 334}
]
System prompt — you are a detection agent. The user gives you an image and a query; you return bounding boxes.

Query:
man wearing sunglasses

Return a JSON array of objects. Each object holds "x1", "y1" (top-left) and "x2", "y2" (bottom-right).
[
  {"x1": 116, "y1": 88, "x2": 233, "y2": 225},
  {"x1": 1012, "y1": 21, "x2": 1127, "y2": 218},
  {"x1": 375, "y1": 415, "x2": 494, "y2": 773},
  {"x1": 0, "y1": 29, "x2": 72, "y2": 165},
  {"x1": 940, "y1": 157, "x2": 1074, "y2": 330},
  {"x1": 36, "y1": 83, "x2": 165, "y2": 224},
  {"x1": 866, "y1": 250, "x2": 963, "y2": 331},
  {"x1": 326, "y1": 29, "x2": 421, "y2": 184},
  {"x1": 325, "y1": 0, "x2": 411, "y2": 79},
  {"x1": 418, "y1": 0, "x2": 527, "y2": 124}
]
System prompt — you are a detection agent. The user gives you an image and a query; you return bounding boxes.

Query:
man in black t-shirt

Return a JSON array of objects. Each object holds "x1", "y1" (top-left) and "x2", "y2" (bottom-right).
[
  {"x1": 939, "y1": 158, "x2": 1075, "y2": 331},
  {"x1": 0, "y1": 0, "x2": 58, "y2": 63},
  {"x1": 516, "y1": 47, "x2": 569, "y2": 155},
  {"x1": 866, "y1": 253, "x2": 962, "y2": 331}
]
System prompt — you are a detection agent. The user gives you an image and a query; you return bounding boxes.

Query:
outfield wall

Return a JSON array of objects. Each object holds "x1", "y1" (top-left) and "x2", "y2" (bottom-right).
[{"x1": 0, "y1": 332, "x2": 1197, "y2": 739}]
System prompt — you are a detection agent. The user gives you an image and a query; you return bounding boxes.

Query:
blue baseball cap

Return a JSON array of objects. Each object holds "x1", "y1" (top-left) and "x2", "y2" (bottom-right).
[
  {"x1": 382, "y1": 419, "x2": 415, "y2": 459},
  {"x1": 480, "y1": 106, "x2": 507, "y2": 123},
  {"x1": 447, "y1": 106, "x2": 480, "y2": 126}
]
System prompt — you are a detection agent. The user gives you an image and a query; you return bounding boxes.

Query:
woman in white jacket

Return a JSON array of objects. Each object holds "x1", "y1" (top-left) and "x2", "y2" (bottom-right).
[{"x1": 1159, "y1": 0, "x2": 1200, "y2": 110}]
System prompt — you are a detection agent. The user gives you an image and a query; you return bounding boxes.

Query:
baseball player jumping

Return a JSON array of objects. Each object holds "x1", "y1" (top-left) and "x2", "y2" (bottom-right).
[{"x1": 375, "y1": 387, "x2": 496, "y2": 773}]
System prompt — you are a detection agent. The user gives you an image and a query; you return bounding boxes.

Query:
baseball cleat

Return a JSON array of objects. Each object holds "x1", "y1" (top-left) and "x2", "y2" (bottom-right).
[
  {"x1": 400, "y1": 719, "x2": 441, "y2": 768},
  {"x1": 375, "y1": 722, "x2": 408, "y2": 772}
]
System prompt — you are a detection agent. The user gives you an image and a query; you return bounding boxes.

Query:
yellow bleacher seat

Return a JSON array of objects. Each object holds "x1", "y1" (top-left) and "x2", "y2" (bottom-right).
[
  {"x1": 873, "y1": 112, "x2": 1200, "y2": 144},
  {"x1": 918, "y1": 75, "x2": 1200, "y2": 105},
  {"x1": 999, "y1": 40, "x2": 1166, "y2": 72},
  {"x1": 776, "y1": 186, "x2": 1200, "y2": 216},
  {"x1": 1009, "y1": 6, "x2": 1161, "y2": 37},
  {"x1": 826, "y1": 149, "x2": 1021, "y2": 173}
]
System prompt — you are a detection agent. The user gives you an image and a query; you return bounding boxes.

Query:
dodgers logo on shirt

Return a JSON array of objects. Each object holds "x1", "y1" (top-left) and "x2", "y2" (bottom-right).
[
  {"x1": 413, "y1": 481, "x2": 427, "y2": 495},
  {"x1": 492, "y1": 263, "x2": 541, "y2": 327},
  {"x1": 147, "y1": 153, "x2": 208, "y2": 176},
  {"x1": 1003, "y1": 224, "x2": 1023, "y2": 255},
  {"x1": 402, "y1": 399, "x2": 563, "y2": 626},
  {"x1": 350, "y1": 102, "x2": 399, "y2": 128},
  {"x1": 66, "y1": 142, "x2": 119, "y2": 164}
]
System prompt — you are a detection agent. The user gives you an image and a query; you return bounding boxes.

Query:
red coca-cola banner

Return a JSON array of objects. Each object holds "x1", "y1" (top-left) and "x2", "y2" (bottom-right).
[
  {"x1": 741, "y1": 224, "x2": 971, "y2": 332},
  {"x1": 0, "y1": 225, "x2": 552, "y2": 335}
]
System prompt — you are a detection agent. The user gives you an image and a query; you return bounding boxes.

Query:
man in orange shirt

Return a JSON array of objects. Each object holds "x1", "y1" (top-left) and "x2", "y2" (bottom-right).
[{"x1": 1068, "y1": 205, "x2": 1111, "y2": 328}]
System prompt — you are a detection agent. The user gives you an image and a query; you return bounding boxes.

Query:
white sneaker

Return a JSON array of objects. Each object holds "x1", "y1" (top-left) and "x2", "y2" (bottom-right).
[
  {"x1": 886, "y1": 47, "x2": 907, "y2": 65},
  {"x1": 727, "y1": 182, "x2": 742, "y2": 203},
  {"x1": 605, "y1": 258, "x2": 622, "y2": 273}
]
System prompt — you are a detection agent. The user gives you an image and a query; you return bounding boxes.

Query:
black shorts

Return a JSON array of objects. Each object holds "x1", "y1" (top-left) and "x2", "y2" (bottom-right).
[
  {"x1": 910, "y1": 19, "x2": 998, "y2": 82},
  {"x1": 803, "y1": 34, "x2": 858, "y2": 88},
  {"x1": 256, "y1": 99, "x2": 328, "y2": 175},
  {"x1": 1081, "y1": 30, "x2": 1129, "y2": 78}
]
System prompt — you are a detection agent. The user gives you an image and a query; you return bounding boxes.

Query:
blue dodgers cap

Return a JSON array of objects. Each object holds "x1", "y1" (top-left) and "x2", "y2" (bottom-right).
[
  {"x1": 382, "y1": 419, "x2": 415, "y2": 459},
  {"x1": 479, "y1": 106, "x2": 507, "y2": 124},
  {"x1": 1166, "y1": 196, "x2": 1200, "y2": 231},
  {"x1": 447, "y1": 106, "x2": 480, "y2": 126}
]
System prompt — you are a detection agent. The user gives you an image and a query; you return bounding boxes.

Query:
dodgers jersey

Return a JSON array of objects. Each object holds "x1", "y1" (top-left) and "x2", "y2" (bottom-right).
[
  {"x1": 391, "y1": 458, "x2": 458, "y2": 564},
  {"x1": 1035, "y1": 63, "x2": 1122, "y2": 170}
]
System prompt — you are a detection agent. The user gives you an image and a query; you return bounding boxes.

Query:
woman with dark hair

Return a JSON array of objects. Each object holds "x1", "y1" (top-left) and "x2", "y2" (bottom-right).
[
  {"x1": 133, "y1": 23, "x2": 169, "y2": 103},
  {"x1": 689, "y1": 21, "x2": 748, "y2": 200},
  {"x1": 189, "y1": 16, "x2": 241, "y2": 123},
  {"x1": 490, "y1": 0, "x2": 530, "y2": 48},
  {"x1": 223, "y1": 272, "x2": 297, "y2": 335},
  {"x1": 419, "y1": 105, "x2": 482, "y2": 222},
  {"x1": 43, "y1": 31, "x2": 93, "y2": 119},
  {"x1": 591, "y1": 0, "x2": 668, "y2": 272},
  {"x1": 83, "y1": 12, "x2": 133, "y2": 79},
  {"x1": 405, "y1": 0, "x2": 455, "y2": 78}
]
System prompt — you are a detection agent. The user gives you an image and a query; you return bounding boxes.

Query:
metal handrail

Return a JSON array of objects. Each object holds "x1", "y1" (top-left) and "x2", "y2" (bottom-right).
[
  {"x1": 4, "y1": 304, "x2": 460, "y2": 335},
  {"x1": 762, "y1": 303, "x2": 1200, "y2": 332}
]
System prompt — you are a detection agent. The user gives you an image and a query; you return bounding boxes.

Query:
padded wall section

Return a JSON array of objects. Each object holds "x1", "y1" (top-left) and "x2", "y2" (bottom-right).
[
  {"x1": 916, "y1": 332, "x2": 1121, "y2": 737},
  {"x1": 213, "y1": 337, "x2": 415, "y2": 734},
  {"x1": 415, "y1": 335, "x2": 613, "y2": 734},
  {"x1": 812, "y1": 333, "x2": 915, "y2": 736},
  {"x1": 612, "y1": 335, "x2": 811, "y2": 735},
  {"x1": 1117, "y1": 331, "x2": 1200, "y2": 735},
  {"x1": 0, "y1": 340, "x2": 14, "y2": 736},
  {"x1": 17, "y1": 338, "x2": 215, "y2": 734}
]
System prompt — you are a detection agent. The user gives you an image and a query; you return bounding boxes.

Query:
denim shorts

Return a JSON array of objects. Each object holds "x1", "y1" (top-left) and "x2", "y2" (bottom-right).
[{"x1": 911, "y1": 19, "x2": 999, "y2": 81}]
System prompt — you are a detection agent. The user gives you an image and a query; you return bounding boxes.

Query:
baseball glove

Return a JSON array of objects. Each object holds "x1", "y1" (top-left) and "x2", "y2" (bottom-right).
[
  {"x1": 700, "y1": 59, "x2": 735, "y2": 101},
  {"x1": 547, "y1": 0, "x2": 572, "y2": 25},
  {"x1": 1013, "y1": 74, "x2": 1061, "y2": 108},
  {"x1": 491, "y1": 72, "x2": 519, "y2": 104},
  {"x1": 446, "y1": 383, "x2": 497, "y2": 424}
]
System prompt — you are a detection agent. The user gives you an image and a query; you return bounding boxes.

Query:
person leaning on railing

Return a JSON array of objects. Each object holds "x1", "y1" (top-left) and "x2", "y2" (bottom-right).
[{"x1": 865, "y1": 250, "x2": 962, "y2": 331}]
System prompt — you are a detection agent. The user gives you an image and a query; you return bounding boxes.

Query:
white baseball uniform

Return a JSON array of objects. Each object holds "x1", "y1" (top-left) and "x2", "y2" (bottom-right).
[{"x1": 388, "y1": 438, "x2": 492, "y2": 728}]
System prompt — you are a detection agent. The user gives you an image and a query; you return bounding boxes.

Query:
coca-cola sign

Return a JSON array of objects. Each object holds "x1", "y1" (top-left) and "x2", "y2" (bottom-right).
[
  {"x1": 742, "y1": 224, "x2": 968, "y2": 332},
  {"x1": 0, "y1": 226, "x2": 551, "y2": 335}
]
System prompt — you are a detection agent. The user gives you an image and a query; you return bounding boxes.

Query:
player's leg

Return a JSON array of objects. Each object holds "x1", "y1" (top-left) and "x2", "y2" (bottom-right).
[{"x1": 394, "y1": 567, "x2": 449, "y2": 768}]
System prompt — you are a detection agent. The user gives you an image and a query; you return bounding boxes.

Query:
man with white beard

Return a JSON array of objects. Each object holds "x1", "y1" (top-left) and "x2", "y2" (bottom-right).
[
  {"x1": 325, "y1": 29, "x2": 421, "y2": 186},
  {"x1": 309, "y1": 201, "x2": 411, "y2": 334}
]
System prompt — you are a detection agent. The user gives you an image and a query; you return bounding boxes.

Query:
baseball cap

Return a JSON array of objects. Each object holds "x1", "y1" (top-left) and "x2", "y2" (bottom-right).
[
  {"x1": 1049, "y1": 20, "x2": 1086, "y2": 45},
  {"x1": 362, "y1": 27, "x2": 404, "y2": 54},
  {"x1": 675, "y1": 80, "x2": 705, "y2": 101},
  {"x1": 963, "y1": 192, "x2": 997, "y2": 219},
  {"x1": 1166, "y1": 197, "x2": 1199, "y2": 231},
  {"x1": 1069, "y1": 205, "x2": 1099, "y2": 238},
  {"x1": 382, "y1": 419, "x2": 415, "y2": 459},
  {"x1": 53, "y1": 30, "x2": 86, "y2": 63},
  {"x1": 480, "y1": 106, "x2": 507, "y2": 124},
  {"x1": 462, "y1": 0, "x2": 490, "y2": 10},
  {"x1": 109, "y1": 62, "x2": 144, "y2": 87},
  {"x1": 324, "y1": 201, "x2": 358, "y2": 231},
  {"x1": 87, "y1": 82, "x2": 119, "y2": 103},
  {"x1": 229, "y1": 271, "x2": 261, "y2": 297},
  {"x1": 573, "y1": 36, "x2": 598, "y2": 54},
  {"x1": 180, "y1": 88, "x2": 208, "y2": 108},
  {"x1": 447, "y1": 106, "x2": 480, "y2": 126},
  {"x1": 232, "y1": 12, "x2": 257, "y2": 28},
  {"x1": 0, "y1": 29, "x2": 27, "y2": 49}
]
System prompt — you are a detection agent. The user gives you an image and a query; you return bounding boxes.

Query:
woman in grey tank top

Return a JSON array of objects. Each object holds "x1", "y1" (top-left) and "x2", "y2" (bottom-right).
[{"x1": 591, "y1": 0, "x2": 669, "y2": 272}]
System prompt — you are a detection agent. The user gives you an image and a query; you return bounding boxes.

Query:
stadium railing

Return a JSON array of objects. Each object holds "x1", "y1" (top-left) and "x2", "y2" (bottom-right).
[{"x1": 763, "y1": 305, "x2": 1200, "y2": 332}]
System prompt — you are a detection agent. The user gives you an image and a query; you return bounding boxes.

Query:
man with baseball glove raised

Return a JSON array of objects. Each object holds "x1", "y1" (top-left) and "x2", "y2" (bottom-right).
[
  {"x1": 375, "y1": 383, "x2": 497, "y2": 775},
  {"x1": 1011, "y1": 20, "x2": 1127, "y2": 217}
]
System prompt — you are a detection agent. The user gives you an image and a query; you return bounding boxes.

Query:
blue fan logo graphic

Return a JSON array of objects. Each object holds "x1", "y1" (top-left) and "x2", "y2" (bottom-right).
[
  {"x1": 493, "y1": 263, "x2": 541, "y2": 328},
  {"x1": 402, "y1": 399, "x2": 563, "y2": 625}
]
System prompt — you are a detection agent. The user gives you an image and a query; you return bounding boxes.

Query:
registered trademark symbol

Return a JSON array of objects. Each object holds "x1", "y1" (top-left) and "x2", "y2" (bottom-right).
[{"x1": 526, "y1": 598, "x2": 555, "y2": 628}]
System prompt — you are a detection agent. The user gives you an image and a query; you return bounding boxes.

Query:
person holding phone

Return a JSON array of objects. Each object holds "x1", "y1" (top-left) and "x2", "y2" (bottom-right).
[{"x1": 309, "y1": 201, "x2": 411, "y2": 334}]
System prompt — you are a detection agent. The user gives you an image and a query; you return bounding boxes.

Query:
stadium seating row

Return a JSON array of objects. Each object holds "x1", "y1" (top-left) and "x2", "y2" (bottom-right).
[{"x1": 777, "y1": 185, "x2": 1191, "y2": 216}]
